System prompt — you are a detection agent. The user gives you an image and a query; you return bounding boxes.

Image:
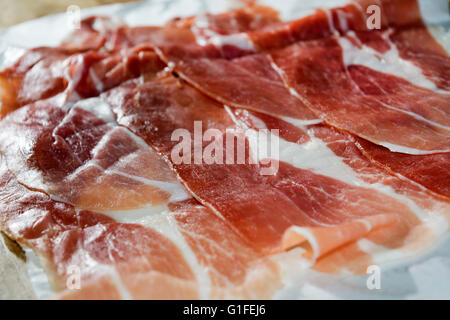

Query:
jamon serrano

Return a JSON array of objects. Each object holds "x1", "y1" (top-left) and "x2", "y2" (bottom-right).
[
  {"x1": 0, "y1": 0, "x2": 448, "y2": 299},
  {"x1": 154, "y1": 0, "x2": 450, "y2": 154},
  {"x1": 0, "y1": 44, "x2": 165, "y2": 118},
  {"x1": 0, "y1": 97, "x2": 280, "y2": 299},
  {"x1": 104, "y1": 74, "x2": 447, "y2": 261}
]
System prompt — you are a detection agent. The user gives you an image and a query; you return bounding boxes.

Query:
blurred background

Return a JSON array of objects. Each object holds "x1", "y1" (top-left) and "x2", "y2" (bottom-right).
[{"x1": 0, "y1": 0, "x2": 139, "y2": 28}]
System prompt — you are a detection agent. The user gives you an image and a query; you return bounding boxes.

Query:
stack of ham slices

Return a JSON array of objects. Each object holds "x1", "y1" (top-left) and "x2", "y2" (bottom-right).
[{"x1": 0, "y1": 0, "x2": 448, "y2": 299}]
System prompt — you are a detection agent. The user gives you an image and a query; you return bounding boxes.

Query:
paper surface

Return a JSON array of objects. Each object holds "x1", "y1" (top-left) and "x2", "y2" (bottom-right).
[{"x1": 0, "y1": 0, "x2": 449, "y2": 300}]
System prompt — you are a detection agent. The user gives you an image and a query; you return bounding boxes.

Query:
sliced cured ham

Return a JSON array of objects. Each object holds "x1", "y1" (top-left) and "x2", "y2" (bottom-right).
[
  {"x1": 157, "y1": 46, "x2": 319, "y2": 120},
  {"x1": 266, "y1": 1, "x2": 450, "y2": 154},
  {"x1": 0, "y1": 44, "x2": 165, "y2": 118},
  {"x1": 168, "y1": 5, "x2": 280, "y2": 35},
  {"x1": 354, "y1": 137, "x2": 450, "y2": 199},
  {"x1": 0, "y1": 0, "x2": 449, "y2": 300},
  {"x1": 235, "y1": 111, "x2": 449, "y2": 258},
  {"x1": 104, "y1": 74, "x2": 447, "y2": 263},
  {"x1": 0, "y1": 164, "x2": 279, "y2": 299},
  {"x1": 55, "y1": 201, "x2": 281, "y2": 299},
  {"x1": 271, "y1": 36, "x2": 450, "y2": 154},
  {"x1": 0, "y1": 98, "x2": 280, "y2": 299},
  {"x1": 152, "y1": 0, "x2": 450, "y2": 154},
  {"x1": 130, "y1": 9, "x2": 320, "y2": 121}
]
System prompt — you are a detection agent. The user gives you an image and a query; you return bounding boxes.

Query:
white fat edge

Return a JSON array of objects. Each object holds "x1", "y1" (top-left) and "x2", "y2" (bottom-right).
[
  {"x1": 136, "y1": 211, "x2": 212, "y2": 299},
  {"x1": 103, "y1": 167, "x2": 190, "y2": 203},
  {"x1": 375, "y1": 98, "x2": 450, "y2": 132},
  {"x1": 281, "y1": 116, "x2": 324, "y2": 129},
  {"x1": 192, "y1": 12, "x2": 254, "y2": 51},
  {"x1": 246, "y1": 127, "x2": 366, "y2": 186},
  {"x1": 335, "y1": 8, "x2": 349, "y2": 31},
  {"x1": 357, "y1": 216, "x2": 449, "y2": 269},
  {"x1": 269, "y1": 60, "x2": 322, "y2": 126},
  {"x1": 375, "y1": 141, "x2": 450, "y2": 155},
  {"x1": 257, "y1": 0, "x2": 350, "y2": 22},
  {"x1": 209, "y1": 33, "x2": 256, "y2": 51},
  {"x1": 224, "y1": 102, "x2": 323, "y2": 132},
  {"x1": 339, "y1": 31, "x2": 450, "y2": 94},
  {"x1": 99, "y1": 204, "x2": 171, "y2": 223},
  {"x1": 24, "y1": 248, "x2": 53, "y2": 299}
]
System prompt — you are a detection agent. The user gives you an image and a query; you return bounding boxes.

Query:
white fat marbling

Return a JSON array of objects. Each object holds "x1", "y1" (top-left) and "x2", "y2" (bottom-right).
[
  {"x1": 245, "y1": 113, "x2": 443, "y2": 224},
  {"x1": 339, "y1": 31, "x2": 448, "y2": 94}
]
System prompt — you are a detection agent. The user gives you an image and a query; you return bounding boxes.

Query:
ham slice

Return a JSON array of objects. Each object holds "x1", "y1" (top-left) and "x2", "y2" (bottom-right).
[
  {"x1": 0, "y1": 100, "x2": 187, "y2": 211},
  {"x1": 152, "y1": 0, "x2": 450, "y2": 154}
]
